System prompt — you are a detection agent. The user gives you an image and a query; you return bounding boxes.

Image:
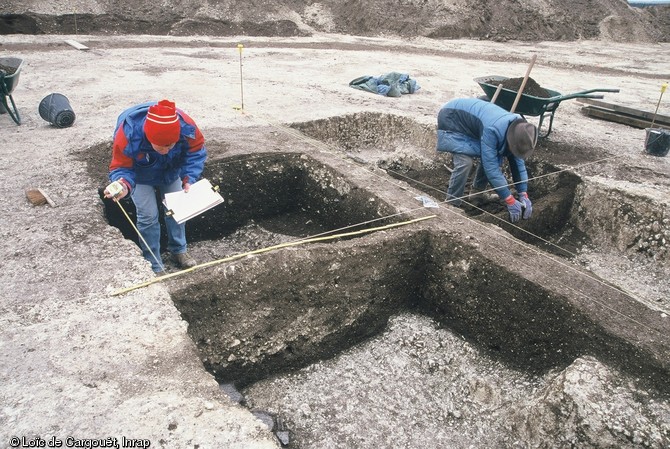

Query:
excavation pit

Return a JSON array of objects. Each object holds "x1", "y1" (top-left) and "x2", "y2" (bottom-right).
[
  {"x1": 85, "y1": 116, "x2": 670, "y2": 448},
  {"x1": 167, "y1": 165, "x2": 670, "y2": 448},
  {"x1": 8, "y1": 22, "x2": 670, "y2": 449},
  {"x1": 98, "y1": 151, "x2": 399, "y2": 264}
]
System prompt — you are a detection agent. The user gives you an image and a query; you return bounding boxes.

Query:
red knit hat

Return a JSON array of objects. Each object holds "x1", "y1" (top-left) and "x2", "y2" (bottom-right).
[{"x1": 144, "y1": 100, "x2": 180, "y2": 146}]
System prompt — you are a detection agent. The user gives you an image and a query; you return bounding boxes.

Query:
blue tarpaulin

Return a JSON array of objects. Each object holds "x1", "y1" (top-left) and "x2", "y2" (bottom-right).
[{"x1": 349, "y1": 72, "x2": 420, "y2": 97}]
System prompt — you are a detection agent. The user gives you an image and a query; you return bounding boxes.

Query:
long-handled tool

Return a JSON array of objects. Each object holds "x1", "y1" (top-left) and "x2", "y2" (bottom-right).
[
  {"x1": 510, "y1": 54, "x2": 537, "y2": 113},
  {"x1": 490, "y1": 83, "x2": 504, "y2": 104}
]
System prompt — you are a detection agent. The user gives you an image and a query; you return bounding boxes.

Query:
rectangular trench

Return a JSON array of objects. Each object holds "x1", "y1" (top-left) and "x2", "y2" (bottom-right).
[
  {"x1": 130, "y1": 148, "x2": 666, "y2": 394},
  {"x1": 171, "y1": 224, "x2": 670, "y2": 392}
]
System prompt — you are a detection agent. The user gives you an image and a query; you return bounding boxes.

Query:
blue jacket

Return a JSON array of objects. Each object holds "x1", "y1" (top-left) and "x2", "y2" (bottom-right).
[
  {"x1": 436, "y1": 98, "x2": 528, "y2": 200},
  {"x1": 109, "y1": 101, "x2": 207, "y2": 190}
]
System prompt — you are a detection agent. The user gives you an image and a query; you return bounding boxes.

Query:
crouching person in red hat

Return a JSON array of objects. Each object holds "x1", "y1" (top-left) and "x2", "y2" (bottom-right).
[
  {"x1": 436, "y1": 98, "x2": 538, "y2": 223},
  {"x1": 103, "y1": 99, "x2": 207, "y2": 274}
]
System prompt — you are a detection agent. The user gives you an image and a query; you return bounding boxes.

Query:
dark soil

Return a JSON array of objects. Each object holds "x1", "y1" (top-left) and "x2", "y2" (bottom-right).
[
  {"x1": 501, "y1": 77, "x2": 551, "y2": 98},
  {"x1": 0, "y1": 63, "x2": 17, "y2": 75}
]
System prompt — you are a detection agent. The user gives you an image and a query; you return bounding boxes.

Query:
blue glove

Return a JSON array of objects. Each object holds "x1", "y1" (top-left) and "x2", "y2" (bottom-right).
[
  {"x1": 520, "y1": 193, "x2": 532, "y2": 219},
  {"x1": 504, "y1": 195, "x2": 523, "y2": 223}
]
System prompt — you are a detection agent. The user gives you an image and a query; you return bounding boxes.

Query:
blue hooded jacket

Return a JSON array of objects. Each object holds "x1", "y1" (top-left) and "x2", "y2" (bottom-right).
[{"x1": 436, "y1": 98, "x2": 529, "y2": 200}]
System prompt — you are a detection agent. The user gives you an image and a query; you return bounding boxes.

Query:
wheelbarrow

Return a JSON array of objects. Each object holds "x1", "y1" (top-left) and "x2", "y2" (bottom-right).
[
  {"x1": 0, "y1": 56, "x2": 25, "y2": 125},
  {"x1": 475, "y1": 75, "x2": 620, "y2": 138}
]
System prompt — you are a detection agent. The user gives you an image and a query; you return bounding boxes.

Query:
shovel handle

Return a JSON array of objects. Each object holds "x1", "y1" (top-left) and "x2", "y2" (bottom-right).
[
  {"x1": 511, "y1": 55, "x2": 537, "y2": 113},
  {"x1": 490, "y1": 83, "x2": 504, "y2": 104}
]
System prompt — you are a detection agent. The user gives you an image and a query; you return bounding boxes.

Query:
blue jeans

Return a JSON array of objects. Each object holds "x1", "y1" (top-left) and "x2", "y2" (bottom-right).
[
  {"x1": 438, "y1": 131, "x2": 488, "y2": 206},
  {"x1": 131, "y1": 178, "x2": 187, "y2": 272},
  {"x1": 445, "y1": 153, "x2": 489, "y2": 207}
]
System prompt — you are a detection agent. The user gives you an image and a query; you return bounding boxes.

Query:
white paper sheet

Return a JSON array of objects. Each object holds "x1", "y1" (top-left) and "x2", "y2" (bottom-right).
[{"x1": 162, "y1": 178, "x2": 224, "y2": 224}]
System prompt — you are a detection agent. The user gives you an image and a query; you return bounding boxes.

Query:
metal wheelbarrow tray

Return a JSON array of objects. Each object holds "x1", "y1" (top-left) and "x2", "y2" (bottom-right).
[
  {"x1": 475, "y1": 75, "x2": 620, "y2": 137},
  {"x1": 0, "y1": 56, "x2": 25, "y2": 125}
]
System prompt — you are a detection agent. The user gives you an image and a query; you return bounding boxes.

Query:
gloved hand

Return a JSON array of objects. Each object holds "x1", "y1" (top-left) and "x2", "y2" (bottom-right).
[
  {"x1": 520, "y1": 192, "x2": 532, "y2": 219},
  {"x1": 104, "y1": 179, "x2": 129, "y2": 201},
  {"x1": 504, "y1": 195, "x2": 523, "y2": 223}
]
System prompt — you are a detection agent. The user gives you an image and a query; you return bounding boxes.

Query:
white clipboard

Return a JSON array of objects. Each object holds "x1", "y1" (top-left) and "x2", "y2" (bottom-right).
[{"x1": 163, "y1": 178, "x2": 224, "y2": 224}]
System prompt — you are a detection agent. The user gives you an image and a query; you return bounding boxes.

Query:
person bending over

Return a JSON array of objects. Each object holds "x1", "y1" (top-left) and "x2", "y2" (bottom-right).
[
  {"x1": 436, "y1": 97, "x2": 538, "y2": 223},
  {"x1": 104, "y1": 99, "x2": 207, "y2": 273}
]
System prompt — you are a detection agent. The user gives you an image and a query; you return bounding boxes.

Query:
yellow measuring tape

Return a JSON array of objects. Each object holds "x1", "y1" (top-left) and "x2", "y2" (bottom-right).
[{"x1": 111, "y1": 214, "x2": 436, "y2": 296}]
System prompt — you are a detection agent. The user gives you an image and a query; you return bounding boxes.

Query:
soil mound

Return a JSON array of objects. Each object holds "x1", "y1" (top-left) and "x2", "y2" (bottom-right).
[
  {"x1": 0, "y1": 63, "x2": 18, "y2": 75},
  {"x1": 501, "y1": 77, "x2": 552, "y2": 98},
  {"x1": 1, "y1": 0, "x2": 669, "y2": 42}
]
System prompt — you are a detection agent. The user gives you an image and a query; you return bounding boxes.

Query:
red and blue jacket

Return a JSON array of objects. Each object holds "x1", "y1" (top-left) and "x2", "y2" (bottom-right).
[
  {"x1": 109, "y1": 101, "x2": 207, "y2": 192},
  {"x1": 437, "y1": 98, "x2": 528, "y2": 200}
]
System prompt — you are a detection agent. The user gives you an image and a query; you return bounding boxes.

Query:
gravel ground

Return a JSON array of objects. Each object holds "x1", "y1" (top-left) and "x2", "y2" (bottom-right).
[
  {"x1": 0, "y1": 32, "x2": 669, "y2": 448},
  {"x1": 243, "y1": 313, "x2": 545, "y2": 448}
]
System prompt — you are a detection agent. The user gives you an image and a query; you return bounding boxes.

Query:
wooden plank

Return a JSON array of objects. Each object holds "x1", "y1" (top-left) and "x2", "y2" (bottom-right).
[
  {"x1": 582, "y1": 106, "x2": 670, "y2": 130},
  {"x1": 577, "y1": 97, "x2": 670, "y2": 123},
  {"x1": 64, "y1": 39, "x2": 89, "y2": 51}
]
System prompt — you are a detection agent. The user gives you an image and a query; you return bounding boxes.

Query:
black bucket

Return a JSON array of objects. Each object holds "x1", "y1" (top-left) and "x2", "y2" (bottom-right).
[
  {"x1": 38, "y1": 93, "x2": 76, "y2": 128},
  {"x1": 644, "y1": 128, "x2": 670, "y2": 157}
]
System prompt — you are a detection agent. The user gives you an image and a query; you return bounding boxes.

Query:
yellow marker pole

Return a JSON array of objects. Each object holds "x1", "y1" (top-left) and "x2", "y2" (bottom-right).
[
  {"x1": 650, "y1": 82, "x2": 668, "y2": 129},
  {"x1": 237, "y1": 43, "x2": 245, "y2": 111}
]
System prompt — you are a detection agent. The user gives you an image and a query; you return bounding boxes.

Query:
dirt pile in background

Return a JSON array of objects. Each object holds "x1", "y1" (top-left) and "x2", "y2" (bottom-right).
[{"x1": 1, "y1": 0, "x2": 669, "y2": 42}]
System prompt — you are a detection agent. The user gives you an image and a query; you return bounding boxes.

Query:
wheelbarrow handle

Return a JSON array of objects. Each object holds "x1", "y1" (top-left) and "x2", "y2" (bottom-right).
[
  {"x1": 577, "y1": 88, "x2": 621, "y2": 94},
  {"x1": 576, "y1": 94, "x2": 605, "y2": 100},
  {"x1": 551, "y1": 89, "x2": 620, "y2": 103}
]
